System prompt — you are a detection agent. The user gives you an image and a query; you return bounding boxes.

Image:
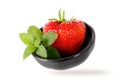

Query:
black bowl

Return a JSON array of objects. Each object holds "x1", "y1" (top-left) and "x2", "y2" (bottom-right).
[{"x1": 32, "y1": 22, "x2": 95, "y2": 70}]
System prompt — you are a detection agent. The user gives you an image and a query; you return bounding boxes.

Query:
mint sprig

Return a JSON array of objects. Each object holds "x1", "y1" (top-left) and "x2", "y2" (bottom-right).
[{"x1": 19, "y1": 26, "x2": 61, "y2": 60}]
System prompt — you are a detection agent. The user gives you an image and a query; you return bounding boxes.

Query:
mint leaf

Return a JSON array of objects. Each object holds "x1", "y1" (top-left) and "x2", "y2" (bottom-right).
[
  {"x1": 36, "y1": 44, "x2": 47, "y2": 58},
  {"x1": 23, "y1": 46, "x2": 36, "y2": 60},
  {"x1": 42, "y1": 32, "x2": 58, "y2": 47},
  {"x1": 28, "y1": 26, "x2": 42, "y2": 39},
  {"x1": 19, "y1": 33, "x2": 34, "y2": 45},
  {"x1": 34, "y1": 39, "x2": 41, "y2": 47},
  {"x1": 47, "y1": 46, "x2": 61, "y2": 59}
]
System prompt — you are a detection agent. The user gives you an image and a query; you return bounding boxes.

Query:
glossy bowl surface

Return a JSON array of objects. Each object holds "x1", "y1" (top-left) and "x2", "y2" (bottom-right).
[{"x1": 32, "y1": 22, "x2": 95, "y2": 70}]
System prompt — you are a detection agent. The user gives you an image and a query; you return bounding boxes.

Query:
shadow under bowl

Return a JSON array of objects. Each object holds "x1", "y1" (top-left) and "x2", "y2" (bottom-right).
[{"x1": 32, "y1": 22, "x2": 95, "y2": 70}]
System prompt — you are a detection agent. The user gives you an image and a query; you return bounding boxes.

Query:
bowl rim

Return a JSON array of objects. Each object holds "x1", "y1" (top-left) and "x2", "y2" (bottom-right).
[{"x1": 33, "y1": 22, "x2": 95, "y2": 62}]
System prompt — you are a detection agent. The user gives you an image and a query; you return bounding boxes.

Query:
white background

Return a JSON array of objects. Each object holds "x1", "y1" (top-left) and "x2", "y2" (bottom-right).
[{"x1": 0, "y1": 0, "x2": 120, "y2": 80}]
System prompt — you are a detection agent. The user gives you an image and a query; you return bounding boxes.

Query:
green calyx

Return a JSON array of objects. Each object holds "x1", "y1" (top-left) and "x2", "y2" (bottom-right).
[{"x1": 49, "y1": 9, "x2": 76, "y2": 23}]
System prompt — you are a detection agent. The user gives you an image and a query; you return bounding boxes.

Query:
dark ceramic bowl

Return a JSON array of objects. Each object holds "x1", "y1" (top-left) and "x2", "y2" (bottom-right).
[{"x1": 32, "y1": 22, "x2": 95, "y2": 70}]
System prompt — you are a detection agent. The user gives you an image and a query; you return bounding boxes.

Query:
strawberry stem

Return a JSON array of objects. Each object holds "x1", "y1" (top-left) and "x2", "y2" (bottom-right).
[
  {"x1": 58, "y1": 9, "x2": 62, "y2": 21},
  {"x1": 49, "y1": 9, "x2": 76, "y2": 23}
]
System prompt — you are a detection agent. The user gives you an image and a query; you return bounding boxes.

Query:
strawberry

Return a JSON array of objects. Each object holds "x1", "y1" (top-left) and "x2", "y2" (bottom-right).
[{"x1": 43, "y1": 9, "x2": 86, "y2": 57}]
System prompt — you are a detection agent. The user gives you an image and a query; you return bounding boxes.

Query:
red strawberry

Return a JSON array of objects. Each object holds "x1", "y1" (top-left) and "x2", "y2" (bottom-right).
[{"x1": 43, "y1": 9, "x2": 86, "y2": 57}]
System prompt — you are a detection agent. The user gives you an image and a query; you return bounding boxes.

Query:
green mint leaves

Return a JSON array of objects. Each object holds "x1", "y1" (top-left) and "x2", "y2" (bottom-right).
[
  {"x1": 47, "y1": 47, "x2": 61, "y2": 59},
  {"x1": 19, "y1": 33, "x2": 34, "y2": 45},
  {"x1": 23, "y1": 46, "x2": 36, "y2": 60},
  {"x1": 34, "y1": 39, "x2": 41, "y2": 47},
  {"x1": 42, "y1": 32, "x2": 58, "y2": 47},
  {"x1": 28, "y1": 26, "x2": 42, "y2": 39},
  {"x1": 36, "y1": 44, "x2": 47, "y2": 58},
  {"x1": 19, "y1": 26, "x2": 61, "y2": 60}
]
